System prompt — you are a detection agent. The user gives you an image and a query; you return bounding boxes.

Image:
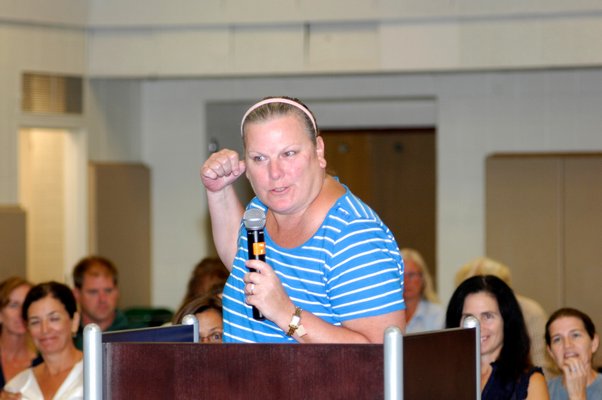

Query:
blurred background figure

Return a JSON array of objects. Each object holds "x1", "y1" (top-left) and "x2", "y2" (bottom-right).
[
  {"x1": 72, "y1": 255, "x2": 130, "y2": 349},
  {"x1": 455, "y1": 256, "x2": 555, "y2": 378},
  {"x1": 446, "y1": 275, "x2": 549, "y2": 400},
  {"x1": 401, "y1": 248, "x2": 444, "y2": 333},
  {"x1": 178, "y1": 257, "x2": 229, "y2": 310},
  {"x1": 0, "y1": 277, "x2": 40, "y2": 389},
  {"x1": 172, "y1": 293, "x2": 223, "y2": 343},
  {"x1": 545, "y1": 308, "x2": 601, "y2": 400},
  {"x1": 2, "y1": 281, "x2": 82, "y2": 399}
]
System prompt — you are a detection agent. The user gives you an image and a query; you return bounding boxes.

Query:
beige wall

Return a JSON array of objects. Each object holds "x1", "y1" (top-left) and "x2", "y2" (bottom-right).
[
  {"x1": 1, "y1": 1, "x2": 602, "y2": 311},
  {"x1": 86, "y1": 1, "x2": 602, "y2": 77}
]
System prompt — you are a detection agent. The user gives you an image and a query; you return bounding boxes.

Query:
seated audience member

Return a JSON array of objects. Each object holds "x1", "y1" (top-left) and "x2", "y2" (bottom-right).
[
  {"x1": 1, "y1": 281, "x2": 82, "y2": 399},
  {"x1": 446, "y1": 275, "x2": 549, "y2": 400},
  {"x1": 401, "y1": 248, "x2": 444, "y2": 333},
  {"x1": 455, "y1": 257, "x2": 555, "y2": 377},
  {"x1": 0, "y1": 277, "x2": 41, "y2": 389},
  {"x1": 71, "y1": 256, "x2": 130, "y2": 349},
  {"x1": 172, "y1": 294, "x2": 223, "y2": 343},
  {"x1": 545, "y1": 308, "x2": 601, "y2": 400},
  {"x1": 178, "y1": 257, "x2": 228, "y2": 309}
]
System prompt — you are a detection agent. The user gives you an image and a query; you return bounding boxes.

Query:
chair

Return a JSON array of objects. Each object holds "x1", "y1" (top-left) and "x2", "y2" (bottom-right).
[
  {"x1": 83, "y1": 314, "x2": 199, "y2": 400},
  {"x1": 123, "y1": 306, "x2": 174, "y2": 328}
]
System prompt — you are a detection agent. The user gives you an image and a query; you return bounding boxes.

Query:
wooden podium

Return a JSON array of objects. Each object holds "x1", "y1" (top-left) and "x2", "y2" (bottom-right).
[{"x1": 92, "y1": 328, "x2": 477, "y2": 399}]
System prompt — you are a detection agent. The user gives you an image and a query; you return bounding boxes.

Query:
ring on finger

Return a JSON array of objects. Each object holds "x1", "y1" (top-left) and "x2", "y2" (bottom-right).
[{"x1": 250, "y1": 283, "x2": 255, "y2": 295}]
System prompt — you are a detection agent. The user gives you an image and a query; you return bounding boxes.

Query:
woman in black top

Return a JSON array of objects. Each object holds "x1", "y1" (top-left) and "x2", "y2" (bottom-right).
[{"x1": 446, "y1": 275, "x2": 549, "y2": 400}]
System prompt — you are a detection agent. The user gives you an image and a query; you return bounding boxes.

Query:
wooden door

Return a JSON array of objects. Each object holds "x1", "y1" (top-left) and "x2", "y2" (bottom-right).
[
  {"x1": 88, "y1": 163, "x2": 151, "y2": 308},
  {"x1": 486, "y1": 154, "x2": 602, "y2": 367},
  {"x1": 322, "y1": 129, "x2": 437, "y2": 284}
]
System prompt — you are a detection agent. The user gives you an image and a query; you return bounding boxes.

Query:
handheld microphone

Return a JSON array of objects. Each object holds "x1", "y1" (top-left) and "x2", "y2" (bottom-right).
[{"x1": 243, "y1": 208, "x2": 267, "y2": 320}]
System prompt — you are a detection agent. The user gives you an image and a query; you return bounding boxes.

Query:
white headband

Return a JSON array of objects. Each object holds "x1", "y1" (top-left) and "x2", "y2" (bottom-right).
[{"x1": 240, "y1": 97, "x2": 317, "y2": 136}]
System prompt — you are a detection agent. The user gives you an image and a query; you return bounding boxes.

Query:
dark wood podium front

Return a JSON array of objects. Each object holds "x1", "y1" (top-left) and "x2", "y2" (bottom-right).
[{"x1": 101, "y1": 328, "x2": 476, "y2": 399}]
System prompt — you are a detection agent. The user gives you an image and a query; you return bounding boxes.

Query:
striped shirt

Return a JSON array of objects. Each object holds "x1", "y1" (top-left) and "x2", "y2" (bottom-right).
[{"x1": 222, "y1": 188, "x2": 405, "y2": 343}]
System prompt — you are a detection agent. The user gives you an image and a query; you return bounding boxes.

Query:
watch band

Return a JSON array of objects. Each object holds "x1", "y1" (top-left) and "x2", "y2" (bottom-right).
[{"x1": 286, "y1": 306, "x2": 306, "y2": 337}]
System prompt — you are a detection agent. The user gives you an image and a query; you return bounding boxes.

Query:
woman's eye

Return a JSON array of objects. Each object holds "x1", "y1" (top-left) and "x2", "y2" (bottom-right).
[
  {"x1": 284, "y1": 150, "x2": 296, "y2": 157},
  {"x1": 253, "y1": 155, "x2": 265, "y2": 162}
]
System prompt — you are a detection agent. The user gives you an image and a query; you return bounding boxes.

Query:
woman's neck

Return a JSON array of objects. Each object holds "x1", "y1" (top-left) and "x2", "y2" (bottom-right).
[
  {"x1": 404, "y1": 297, "x2": 420, "y2": 322},
  {"x1": 41, "y1": 347, "x2": 82, "y2": 375},
  {"x1": 480, "y1": 350, "x2": 501, "y2": 375},
  {"x1": 0, "y1": 331, "x2": 31, "y2": 358},
  {"x1": 267, "y1": 175, "x2": 344, "y2": 247}
]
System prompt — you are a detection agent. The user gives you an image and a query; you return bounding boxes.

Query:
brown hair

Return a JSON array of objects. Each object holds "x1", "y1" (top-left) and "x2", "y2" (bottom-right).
[
  {"x1": 241, "y1": 96, "x2": 319, "y2": 145},
  {"x1": 545, "y1": 307, "x2": 597, "y2": 346},
  {"x1": 178, "y1": 257, "x2": 228, "y2": 309},
  {"x1": 72, "y1": 255, "x2": 118, "y2": 289},
  {"x1": 0, "y1": 276, "x2": 32, "y2": 310},
  {"x1": 172, "y1": 293, "x2": 222, "y2": 325}
]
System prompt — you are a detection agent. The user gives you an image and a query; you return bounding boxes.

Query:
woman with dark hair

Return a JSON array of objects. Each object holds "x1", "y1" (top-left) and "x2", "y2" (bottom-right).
[
  {"x1": 178, "y1": 257, "x2": 228, "y2": 309},
  {"x1": 172, "y1": 294, "x2": 223, "y2": 343},
  {"x1": 545, "y1": 308, "x2": 601, "y2": 400},
  {"x1": 1, "y1": 281, "x2": 82, "y2": 400},
  {"x1": 446, "y1": 275, "x2": 549, "y2": 399}
]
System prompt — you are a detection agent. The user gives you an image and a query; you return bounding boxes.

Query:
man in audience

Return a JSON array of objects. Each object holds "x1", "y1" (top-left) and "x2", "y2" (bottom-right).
[{"x1": 71, "y1": 255, "x2": 130, "y2": 349}]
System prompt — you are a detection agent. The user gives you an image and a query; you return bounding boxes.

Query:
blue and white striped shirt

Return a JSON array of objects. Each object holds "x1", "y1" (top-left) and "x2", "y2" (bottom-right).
[{"x1": 222, "y1": 187, "x2": 405, "y2": 343}]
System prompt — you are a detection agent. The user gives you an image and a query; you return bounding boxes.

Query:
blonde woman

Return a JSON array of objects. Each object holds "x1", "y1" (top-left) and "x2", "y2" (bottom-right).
[{"x1": 401, "y1": 248, "x2": 444, "y2": 333}]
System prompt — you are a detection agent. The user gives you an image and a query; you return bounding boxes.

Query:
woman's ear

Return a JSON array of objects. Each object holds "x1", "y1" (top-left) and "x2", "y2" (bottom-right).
[
  {"x1": 592, "y1": 333, "x2": 600, "y2": 355},
  {"x1": 316, "y1": 136, "x2": 327, "y2": 169}
]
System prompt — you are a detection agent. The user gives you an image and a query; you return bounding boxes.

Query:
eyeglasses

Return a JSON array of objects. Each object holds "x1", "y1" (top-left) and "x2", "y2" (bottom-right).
[
  {"x1": 405, "y1": 272, "x2": 423, "y2": 281},
  {"x1": 200, "y1": 331, "x2": 223, "y2": 343}
]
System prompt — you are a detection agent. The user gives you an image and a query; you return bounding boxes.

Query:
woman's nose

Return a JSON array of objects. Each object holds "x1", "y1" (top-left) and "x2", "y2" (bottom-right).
[{"x1": 268, "y1": 160, "x2": 283, "y2": 179}]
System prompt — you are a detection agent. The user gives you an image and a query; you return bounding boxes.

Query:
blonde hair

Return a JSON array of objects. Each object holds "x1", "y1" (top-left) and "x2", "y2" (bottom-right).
[
  {"x1": 401, "y1": 248, "x2": 440, "y2": 303},
  {"x1": 454, "y1": 256, "x2": 512, "y2": 287}
]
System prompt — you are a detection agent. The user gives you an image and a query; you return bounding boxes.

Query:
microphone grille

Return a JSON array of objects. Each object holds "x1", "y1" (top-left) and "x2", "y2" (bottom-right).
[{"x1": 243, "y1": 208, "x2": 266, "y2": 230}]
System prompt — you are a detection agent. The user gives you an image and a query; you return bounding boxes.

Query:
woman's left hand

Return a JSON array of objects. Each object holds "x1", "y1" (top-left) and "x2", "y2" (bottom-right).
[
  {"x1": 243, "y1": 260, "x2": 295, "y2": 324},
  {"x1": 562, "y1": 359, "x2": 588, "y2": 400}
]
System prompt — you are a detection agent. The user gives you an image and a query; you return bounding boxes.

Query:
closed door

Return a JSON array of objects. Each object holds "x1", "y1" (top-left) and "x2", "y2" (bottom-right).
[
  {"x1": 89, "y1": 163, "x2": 151, "y2": 308},
  {"x1": 486, "y1": 154, "x2": 602, "y2": 367}
]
